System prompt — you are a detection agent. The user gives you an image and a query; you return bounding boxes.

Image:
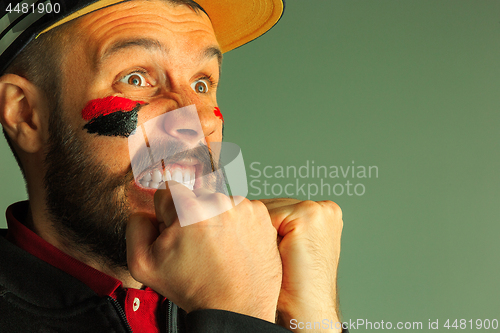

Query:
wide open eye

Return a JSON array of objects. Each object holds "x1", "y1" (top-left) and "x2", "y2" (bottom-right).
[
  {"x1": 120, "y1": 73, "x2": 148, "y2": 87},
  {"x1": 191, "y1": 80, "x2": 209, "y2": 93}
]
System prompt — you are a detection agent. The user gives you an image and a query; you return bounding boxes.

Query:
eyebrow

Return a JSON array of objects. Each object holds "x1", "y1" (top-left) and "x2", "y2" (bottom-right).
[
  {"x1": 203, "y1": 46, "x2": 223, "y2": 69},
  {"x1": 97, "y1": 38, "x2": 222, "y2": 72}
]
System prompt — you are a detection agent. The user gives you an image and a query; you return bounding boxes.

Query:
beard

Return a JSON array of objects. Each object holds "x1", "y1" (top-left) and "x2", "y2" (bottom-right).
[
  {"x1": 44, "y1": 104, "x2": 132, "y2": 268},
  {"x1": 43, "y1": 103, "x2": 220, "y2": 269}
]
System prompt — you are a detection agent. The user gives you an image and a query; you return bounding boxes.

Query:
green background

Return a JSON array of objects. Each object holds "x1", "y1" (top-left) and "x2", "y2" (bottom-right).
[{"x1": 1, "y1": 0, "x2": 499, "y2": 331}]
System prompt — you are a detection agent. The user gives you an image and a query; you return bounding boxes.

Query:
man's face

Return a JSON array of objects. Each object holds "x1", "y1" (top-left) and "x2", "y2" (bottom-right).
[{"x1": 43, "y1": 0, "x2": 223, "y2": 267}]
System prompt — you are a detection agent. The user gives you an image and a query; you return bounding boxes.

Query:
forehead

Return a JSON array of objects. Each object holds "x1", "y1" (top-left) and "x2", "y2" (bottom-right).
[{"x1": 69, "y1": 0, "x2": 218, "y2": 68}]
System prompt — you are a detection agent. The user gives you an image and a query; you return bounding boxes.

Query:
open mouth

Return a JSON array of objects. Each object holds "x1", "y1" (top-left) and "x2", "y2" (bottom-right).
[{"x1": 137, "y1": 158, "x2": 199, "y2": 190}]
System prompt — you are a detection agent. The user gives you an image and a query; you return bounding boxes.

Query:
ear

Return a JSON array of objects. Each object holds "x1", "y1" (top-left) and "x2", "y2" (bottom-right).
[{"x1": 0, "y1": 74, "x2": 48, "y2": 154}]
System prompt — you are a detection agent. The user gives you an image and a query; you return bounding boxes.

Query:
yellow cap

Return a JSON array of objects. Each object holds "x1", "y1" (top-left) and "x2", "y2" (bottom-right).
[{"x1": 39, "y1": 0, "x2": 285, "y2": 53}]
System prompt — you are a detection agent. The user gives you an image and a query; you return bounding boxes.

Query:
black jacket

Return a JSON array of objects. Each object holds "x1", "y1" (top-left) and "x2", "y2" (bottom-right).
[{"x1": 0, "y1": 230, "x2": 293, "y2": 332}]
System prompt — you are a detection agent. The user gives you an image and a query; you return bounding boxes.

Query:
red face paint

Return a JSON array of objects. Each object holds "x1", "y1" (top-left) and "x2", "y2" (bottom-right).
[
  {"x1": 82, "y1": 96, "x2": 147, "y2": 137},
  {"x1": 214, "y1": 106, "x2": 224, "y2": 122},
  {"x1": 81, "y1": 96, "x2": 145, "y2": 121}
]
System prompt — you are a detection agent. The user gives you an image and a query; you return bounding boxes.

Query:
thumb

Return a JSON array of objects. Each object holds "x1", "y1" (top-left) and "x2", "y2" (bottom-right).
[
  {"x1": 126, "y1": 212, "x2": 160, "y2": 282},
  {"x1": 268, "y1": 206, "x2": 298, "y2": 237}
]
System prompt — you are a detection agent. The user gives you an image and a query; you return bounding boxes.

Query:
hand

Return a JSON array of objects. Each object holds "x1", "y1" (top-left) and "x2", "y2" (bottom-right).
[
  {"x1": 261, "y1": 198, "x2": 344, "y2": 332},
  {"x1": 126, "y1": 182, "x2": 282, "y2": 323}
]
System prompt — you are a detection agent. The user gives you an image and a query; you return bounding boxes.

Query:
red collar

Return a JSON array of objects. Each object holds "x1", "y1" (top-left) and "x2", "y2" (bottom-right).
[{"x1": 6, "y1": 201, "x2": 164, "y2": 333}]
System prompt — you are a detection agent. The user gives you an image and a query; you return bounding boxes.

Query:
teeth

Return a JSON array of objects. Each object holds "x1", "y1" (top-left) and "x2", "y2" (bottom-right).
[
  {"x1": 184, "y1": 172, "x2": 191, "y2": 184},
  {"x1": 173, "y1": 169, "x2": 183, "y2": 183},
  {"x1": 152, "y1": 169, "x2": 162, "y2": 183},
  {"x1": 138, "y1": 165, "x2": 196, "y2": 190}
]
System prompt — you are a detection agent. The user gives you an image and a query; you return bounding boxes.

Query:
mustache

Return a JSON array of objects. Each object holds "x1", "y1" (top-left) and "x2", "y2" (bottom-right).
[{"x1": 129, "y1": 138, "x2": 217, "y2": 179}]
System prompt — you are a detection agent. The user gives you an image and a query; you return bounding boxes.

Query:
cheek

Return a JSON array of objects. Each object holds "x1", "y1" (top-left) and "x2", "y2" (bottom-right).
[
  {"x1": 81, "y1": 96, "x2": 147, "y2": 137},
  {"x1": 88, "y1": 139, "x2": 130, "y2": 168}
]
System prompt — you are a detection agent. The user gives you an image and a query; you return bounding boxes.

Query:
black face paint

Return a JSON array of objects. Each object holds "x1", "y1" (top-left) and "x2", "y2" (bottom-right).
[{"x1": 81, "y1": 96, "x2": 147, "y2": 137}]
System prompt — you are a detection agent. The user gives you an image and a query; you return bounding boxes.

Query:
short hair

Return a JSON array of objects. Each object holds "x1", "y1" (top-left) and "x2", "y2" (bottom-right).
[
  {"x1": 1, "y1": 0, "x2": 207, "y2": 178},
  {"x1": 1, "y1": 22, "x2": 69, "y2": 178}
]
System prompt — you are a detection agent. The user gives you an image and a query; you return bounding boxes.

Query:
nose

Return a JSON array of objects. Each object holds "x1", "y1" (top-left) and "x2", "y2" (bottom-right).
[
  {"x1": 161, "y1": 84, "x2": 220, "y2": 145},
  {"x1": 162, "y1": 104, "x2": 206, "y2": 147}
]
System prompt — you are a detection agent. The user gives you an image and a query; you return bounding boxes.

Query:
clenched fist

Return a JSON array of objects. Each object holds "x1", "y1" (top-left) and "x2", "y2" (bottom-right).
[
  {"x1": 126, "y1": 182, "x2": 282, "y2": 323},
  {"x1": 262, "y1": 198, "x2": 344, "y2": 333}
]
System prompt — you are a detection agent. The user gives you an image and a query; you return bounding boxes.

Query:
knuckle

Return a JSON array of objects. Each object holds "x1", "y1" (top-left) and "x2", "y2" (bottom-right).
[
  {"x1": 296, "y1": 200, "x2": 322, "y2": 222},
  {"x1": 212, "y1": 192, "x2": 229, "y2": 202},
  {"x1": 250, "y1": 199, "x2": 266, "y2": 212},
  {"x1": 297, "y1": 200, "x2": 319, "y2": 211},
  {"x1": 240, "y1": 200, "x2": 271, "y2": 226},
  {"x1": 231, "y1": 195, "x2": 247, "y2": 206},
  {"x1": 181, "y1": 197, "x2": 202, "y2": 212},
  {"x1": 212, "y1": 192, "x2": 233, "y2": 208},
  {"x1": 319, "y1": 200, "x2": 342, "y2": 217},
  {"x1": 251, "y1": 200, "x2": 272, "y2": 220}
]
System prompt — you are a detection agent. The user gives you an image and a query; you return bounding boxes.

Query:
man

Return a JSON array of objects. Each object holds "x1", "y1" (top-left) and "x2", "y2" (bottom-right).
[{"x1": 0, "y1": 0, "x2": 346, "y2": 332}]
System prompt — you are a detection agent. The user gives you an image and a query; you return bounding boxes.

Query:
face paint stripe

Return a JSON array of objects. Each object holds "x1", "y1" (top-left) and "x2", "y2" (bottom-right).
[
  {"x1": 82, "y1": 96, "x2": 147, "y2": 137},
  {"x1": 83, "y1": 109, "x2": 139, "y2": 137},
  {"x1": 214, "y1": 106, "x2": 224, "y2": 122},
  {"x1": 81, "y1": 96, "x2": 146, "y2": 121}
]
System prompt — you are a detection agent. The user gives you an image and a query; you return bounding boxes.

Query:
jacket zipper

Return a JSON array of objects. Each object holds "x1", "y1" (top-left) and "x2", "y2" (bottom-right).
[
  {"x1": 107, "y1": 296, "x2": 133, "y2": 333},
  {"x1": 167, "y1": 300, "x2": 172, "y2": 333}
]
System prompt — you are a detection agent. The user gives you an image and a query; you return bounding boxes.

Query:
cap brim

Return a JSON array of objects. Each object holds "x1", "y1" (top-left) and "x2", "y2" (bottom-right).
[
  {"x1": 197, "y1": 0, "x2": 284, "y2": 53},
  {"x1": 40, "y1": 0, "x2": 284, "y2": 53}
]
